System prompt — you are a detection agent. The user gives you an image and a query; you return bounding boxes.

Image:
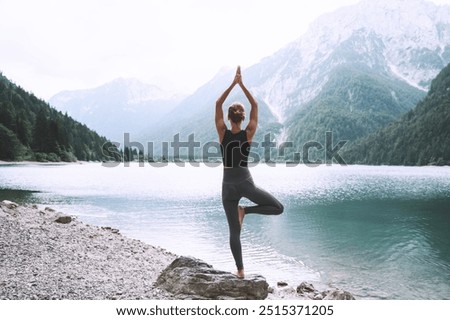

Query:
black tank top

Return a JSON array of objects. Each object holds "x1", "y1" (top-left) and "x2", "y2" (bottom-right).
[{"x1": 220, "y1": 130, "x2": 250, "y2": 167}]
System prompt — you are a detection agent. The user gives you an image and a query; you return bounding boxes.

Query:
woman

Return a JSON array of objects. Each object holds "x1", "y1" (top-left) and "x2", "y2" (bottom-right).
[{"x1": 215, "y1": 66, "x2": 284, "y2": 278}]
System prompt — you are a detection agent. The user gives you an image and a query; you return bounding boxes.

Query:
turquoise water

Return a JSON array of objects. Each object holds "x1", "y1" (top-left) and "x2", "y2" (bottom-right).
[{"x1": 1, "y1": 163, "x2": 449, "y2": 299}]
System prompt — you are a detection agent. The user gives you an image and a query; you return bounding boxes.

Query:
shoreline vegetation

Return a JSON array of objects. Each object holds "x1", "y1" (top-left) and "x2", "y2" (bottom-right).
[
  {"x1": 0, "y1": 200, "x2": 354, "y2": 300},
  {"x1": 1, "y1": 160, "x2": 449, "y2": 169},
  {"x1": 2, "y1": 54, "x2": 449, "y2": 167}
]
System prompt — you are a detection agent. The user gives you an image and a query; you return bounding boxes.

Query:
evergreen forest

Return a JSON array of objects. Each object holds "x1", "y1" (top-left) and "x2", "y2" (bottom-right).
[
  {"x1": 342, "y1": 63, "x2": 450, "y2": 165},
  {"x1": 0, "y1": 73, "x2": 119, "y2": 162}
]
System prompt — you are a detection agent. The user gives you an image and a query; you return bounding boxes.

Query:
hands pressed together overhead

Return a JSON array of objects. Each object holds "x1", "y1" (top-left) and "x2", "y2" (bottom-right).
[
  {"x1": 215, "y1": 65, "x2": 258, "y2": 142},
  {"x1": 233, "y1": 66, "x2": 243, "y2": 86}
]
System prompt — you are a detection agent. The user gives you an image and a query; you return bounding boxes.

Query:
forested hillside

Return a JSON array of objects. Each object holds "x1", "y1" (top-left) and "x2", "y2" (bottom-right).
[
  {"x1": 285, "y1": 65, "x2": 425, "y2": 147},
  {"x1": 0, "y1": 73, "x2": 119, "y2": 162},
  {"x1": 342, "y1": 63, "x2": 450, "y2": 165}
]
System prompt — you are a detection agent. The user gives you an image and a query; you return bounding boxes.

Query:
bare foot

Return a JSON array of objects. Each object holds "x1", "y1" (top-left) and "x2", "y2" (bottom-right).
[
  {"x1": 234, "y1": 269, "x2": 245, "y2": 278},
  {"x1": 238, "y1": 206, "x2": 245, "y2": 227}
]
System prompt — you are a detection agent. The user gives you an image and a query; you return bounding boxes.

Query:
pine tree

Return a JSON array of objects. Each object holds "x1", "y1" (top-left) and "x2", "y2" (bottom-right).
[{"x1": 0, "y1": 124, "x2": 24, "y2": 160}]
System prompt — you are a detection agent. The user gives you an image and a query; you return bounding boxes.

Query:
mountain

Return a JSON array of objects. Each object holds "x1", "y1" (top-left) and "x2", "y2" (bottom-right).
[
  {"x1": 49, "y1": 78, "x2": 184, "y2": 143},
  {"x1": 284, "y1": 64, "x2": 425, "y2": 152},
  {"x1": 138, "y1": 67, "x2": 281, "y2": 157},
  {"x1": 249, "y1": 0, "x2": 450, "y2": 143},
  {"x1": 140, "y1": 0, "x2": 450, "y2": 159},
  {"x1": 342, "y1": 63, "x2": 450, "y2": 165},
  {"x1": 0, "y1": 72, "x2": 119, "y2": 162}
]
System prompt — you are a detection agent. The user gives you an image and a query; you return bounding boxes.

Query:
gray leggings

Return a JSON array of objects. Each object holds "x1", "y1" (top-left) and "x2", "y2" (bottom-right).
[{"x1": 222, "y1": 167, "x2": 284, "y2": 270}]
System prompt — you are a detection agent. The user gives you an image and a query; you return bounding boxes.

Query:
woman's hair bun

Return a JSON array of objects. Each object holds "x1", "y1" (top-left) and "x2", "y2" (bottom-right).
[{"x1": 228, "y1": 103, "x2": 245, "y2": 123}]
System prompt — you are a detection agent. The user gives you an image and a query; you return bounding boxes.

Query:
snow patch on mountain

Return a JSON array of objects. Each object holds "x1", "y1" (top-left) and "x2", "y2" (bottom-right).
[
  {"x1": 250, "y1": 0, "x2": 450, "y2": 122},
  {"x1": 388, "y1": 63, "x2": 427, "y2": 91}
]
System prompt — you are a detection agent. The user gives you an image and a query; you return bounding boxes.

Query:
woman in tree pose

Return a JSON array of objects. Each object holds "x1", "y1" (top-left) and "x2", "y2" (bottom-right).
[{"x1": 215, "y1": 66, "x2": 284, "y2": 278}]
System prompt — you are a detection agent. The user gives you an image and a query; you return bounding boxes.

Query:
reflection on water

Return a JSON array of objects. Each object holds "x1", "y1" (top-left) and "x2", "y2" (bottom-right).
[
  {"x1": 0, "y1": 188, "x2": 41, "y2": 203},
  {"x1": 1, "y1": 163, "x2": 450, "y2": 299}
]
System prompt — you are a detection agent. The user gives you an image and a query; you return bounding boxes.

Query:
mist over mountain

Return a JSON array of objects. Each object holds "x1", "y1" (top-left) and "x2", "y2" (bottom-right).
[
  {"x1": 137, "y1": 0, "x2": 450, "y2": 159},
  {"x1": 50, "y1": 0, "x2": 450, "y2": 162},
  {"x1": 49, "y1": 78, "x2": 184, "y2": 143},
  {"x1": 137, "y1": 67, "x2": 281, "y2": 153}
]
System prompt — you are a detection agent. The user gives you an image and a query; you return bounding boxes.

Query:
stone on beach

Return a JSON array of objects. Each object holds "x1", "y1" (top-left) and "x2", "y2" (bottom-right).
[
  {"x1": 54, "y1": 215, "x2": 73, "y2": 224},
  {"x1": 322, "y1": 288, "x2": 355, "y2": 300},
  {"x1": 155, "y1": 256, "x2": 269, "y2": 300},
  {"x1": 297, "y1": 281, "x2": 316, "y2": 294},
  {"x1": 296, "y1": 281, "x2": 355, "y2": 300},
  {"x1": 1, "y1": 200, "x2": 19, "y2": 209}
]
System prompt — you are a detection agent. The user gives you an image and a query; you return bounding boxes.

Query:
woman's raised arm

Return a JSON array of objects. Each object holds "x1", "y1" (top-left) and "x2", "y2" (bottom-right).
[
  {"x1": 239, "y1": 73, "x2": 258, "y2": 142},
  {"x1": 215, "y1": 67, "x2": 240, "y2": 142}
]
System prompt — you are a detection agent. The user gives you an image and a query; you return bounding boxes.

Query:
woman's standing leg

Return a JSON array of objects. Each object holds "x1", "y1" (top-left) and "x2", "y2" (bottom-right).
[{"x1": 222, "y1": 183, "x2": 244, "y2": 275}]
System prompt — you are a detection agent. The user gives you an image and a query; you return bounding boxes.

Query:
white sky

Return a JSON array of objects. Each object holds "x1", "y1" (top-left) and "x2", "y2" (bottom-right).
[{"x1": 1, "y1": 0, "x2": 450, "y2": 100}]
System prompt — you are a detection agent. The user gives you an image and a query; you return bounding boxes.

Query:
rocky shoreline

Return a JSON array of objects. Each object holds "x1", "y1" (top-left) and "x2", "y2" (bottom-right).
[{"x1": 0, "y1": 200, "x2": 354, "y2": 300}]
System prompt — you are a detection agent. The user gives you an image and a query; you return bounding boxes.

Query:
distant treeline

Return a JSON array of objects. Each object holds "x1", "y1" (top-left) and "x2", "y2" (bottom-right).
[
  {"x1": 0, "y1": 72, "x2": 120, "y2": 162},
  {"x1": 2, "y1": 61, "x2": 449, "y2": 165}
]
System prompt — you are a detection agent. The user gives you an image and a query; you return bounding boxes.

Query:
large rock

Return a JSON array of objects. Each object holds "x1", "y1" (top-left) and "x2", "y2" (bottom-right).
[
  {"x1": 297, "y1": 282, "x2": 315, "y2": 294},
  {"x1": 155, "y1": 256, "x2": 269, "y2": 300},
  {"x1": 296, "y1": 281, "x2": 356, "y2": 300},
  {"x1": 1, "y1": 200, "x2": 19, "y2": 209},
  {"x1": 54, "y1": 215, "x2": 73, "y2": 224},
  {"x1": 323, "y1": 289, "x2": 355, "y2": 300}
]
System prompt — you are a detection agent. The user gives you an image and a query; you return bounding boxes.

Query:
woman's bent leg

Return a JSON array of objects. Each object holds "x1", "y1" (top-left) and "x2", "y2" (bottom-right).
[{"x1": 241, "y1": 179, "x2": 284, "y2": 215}]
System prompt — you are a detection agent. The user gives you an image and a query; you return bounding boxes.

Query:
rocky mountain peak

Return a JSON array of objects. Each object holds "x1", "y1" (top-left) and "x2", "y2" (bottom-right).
[{"x1": 250, "y1": 0, "x2": 450, "y2": 123}]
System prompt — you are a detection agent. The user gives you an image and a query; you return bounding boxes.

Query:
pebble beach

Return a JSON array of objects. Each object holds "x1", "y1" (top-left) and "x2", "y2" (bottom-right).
[{"x1": 0, "y1": 200, "x2": 177, "y2": 300}]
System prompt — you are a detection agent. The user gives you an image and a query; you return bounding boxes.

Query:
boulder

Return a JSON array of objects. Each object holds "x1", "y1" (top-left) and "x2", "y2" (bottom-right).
[
  {"x1": 155, "y1": 256, "x2": 268, "y2": 300},
  {"x1": 313, "y1": 293, "x2": 324, "y2": 300},
  {"x1": 297, "y1": 282, "x2": 316, "y2": 294},
  {"x1": 296, "y1": 282, "x2": 356, "y2": 300},
  {"x1": 322, "y1": 289, "x2": 355, "y2": 300},
  {"x1": 55, "y1": 216, "x2": 72, "y2": 224},
  {"x1": 1, "y1": 200, "x2": 19, "y2": 209}
]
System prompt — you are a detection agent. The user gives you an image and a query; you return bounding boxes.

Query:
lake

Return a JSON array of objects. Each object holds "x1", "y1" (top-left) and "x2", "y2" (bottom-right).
[{"x1": 1, "y1": 162, "x2": 449, "y2": 299}]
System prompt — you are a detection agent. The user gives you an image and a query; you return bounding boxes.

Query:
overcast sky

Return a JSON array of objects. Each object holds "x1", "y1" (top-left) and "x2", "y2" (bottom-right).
[{"x1": 1, "y1": 0, "x2": 450, "y2": 100}]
